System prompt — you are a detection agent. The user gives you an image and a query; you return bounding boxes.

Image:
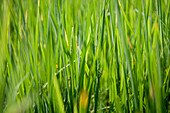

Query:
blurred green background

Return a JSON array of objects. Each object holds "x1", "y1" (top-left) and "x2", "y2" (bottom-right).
[{"x1": 0, "y1": 0, "x2": 169, "y2": 112}]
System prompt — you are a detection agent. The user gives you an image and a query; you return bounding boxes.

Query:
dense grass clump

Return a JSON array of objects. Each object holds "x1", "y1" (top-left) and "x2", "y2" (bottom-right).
[{"x1": 0, "y1": 0, "x2": 169, "y2": 112}]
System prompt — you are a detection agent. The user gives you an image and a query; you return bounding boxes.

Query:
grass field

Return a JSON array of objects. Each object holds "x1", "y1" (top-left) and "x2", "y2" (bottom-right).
[{"x1": 0, "y1": 0, "x2": 169, "y2": 112}]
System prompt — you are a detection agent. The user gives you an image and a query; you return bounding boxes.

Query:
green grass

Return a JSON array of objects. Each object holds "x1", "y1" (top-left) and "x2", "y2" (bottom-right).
[{"x1": 0, "y1": 0, "x2": 169, "y2": 112}]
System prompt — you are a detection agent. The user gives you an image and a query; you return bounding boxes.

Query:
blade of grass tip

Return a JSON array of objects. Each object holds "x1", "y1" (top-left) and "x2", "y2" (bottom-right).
[
  {"x1": 53, "y1": 75, "x2": 65, "y2": 113},
  {"x1": 155, "y1": 25, "x2": 163, "y2": 113}
]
